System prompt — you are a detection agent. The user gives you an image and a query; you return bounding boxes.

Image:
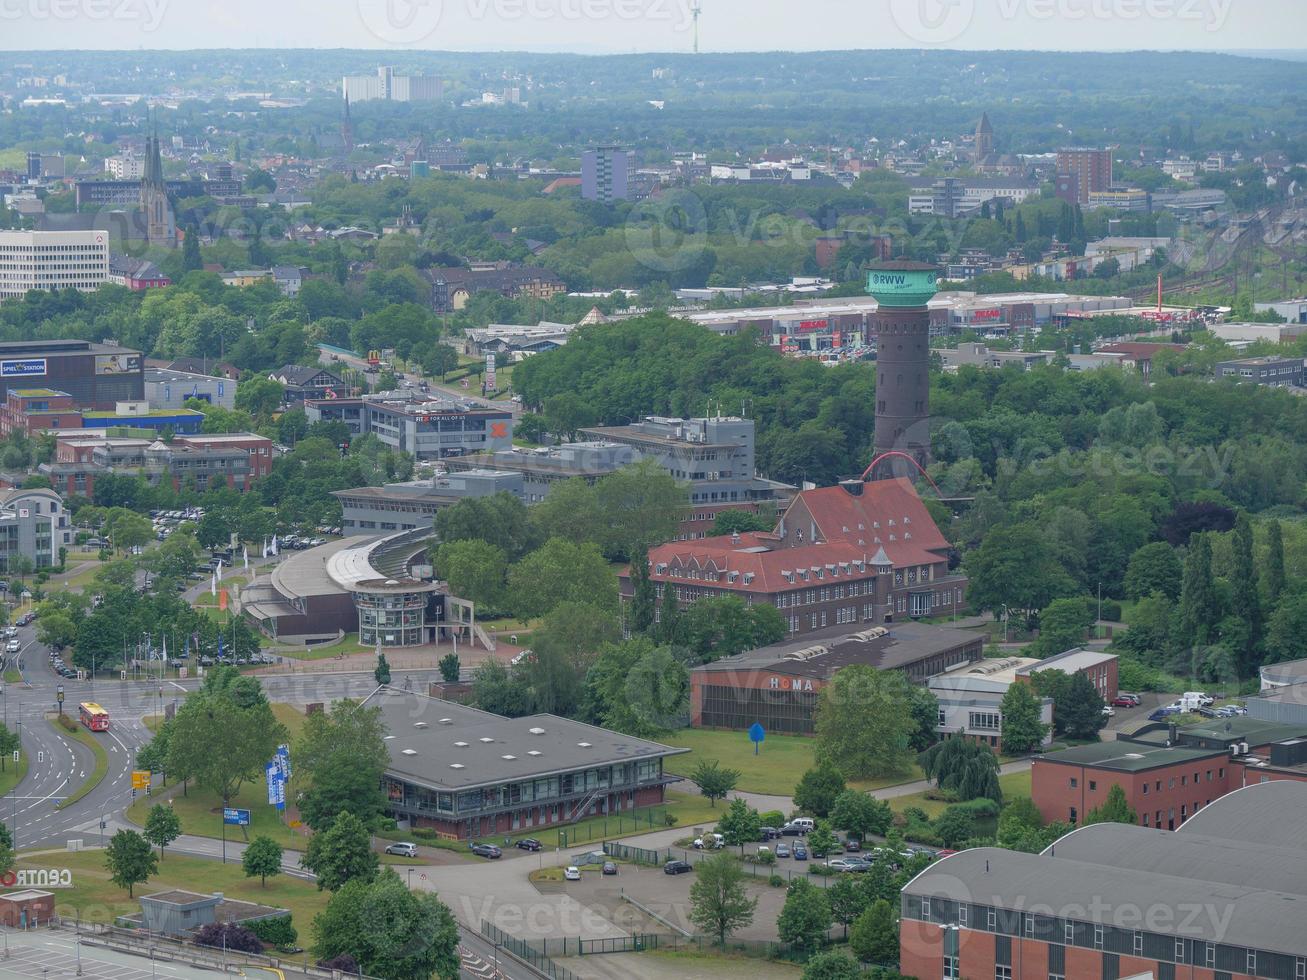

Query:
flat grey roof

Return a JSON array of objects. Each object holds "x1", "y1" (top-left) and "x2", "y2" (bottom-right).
[
  {"x1": 361, "y1": 687, "x2": 687, "y2": 791},
  {"x1": 1260, "y1": 658, "x2": 1307, "y2": 684},
  {"x1": 1015, "y1": 647, "x2": 1115, "y2": 676},
  {"x1": 1031, "y1": 740, "x2": 1221, "y2": 772},
  {"x1": 692, "y1": 621, "x2": 982, "y2": 678},
  {"x1": 904, "y1": 846, "x2": 1304, "y2": 956}
]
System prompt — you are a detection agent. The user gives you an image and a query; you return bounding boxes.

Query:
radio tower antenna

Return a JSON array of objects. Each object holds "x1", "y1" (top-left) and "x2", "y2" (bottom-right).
[{"x1": 691, "y1": 0, "x2": 702, "y2": 53}]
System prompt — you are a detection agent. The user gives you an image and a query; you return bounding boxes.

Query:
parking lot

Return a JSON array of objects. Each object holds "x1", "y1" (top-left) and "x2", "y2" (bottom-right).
[{"x1": 554, "y1": 861, "x2": 794, "y2": 943}]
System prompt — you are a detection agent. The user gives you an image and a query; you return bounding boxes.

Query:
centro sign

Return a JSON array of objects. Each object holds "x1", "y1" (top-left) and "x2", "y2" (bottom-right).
[
  {"x1": 768, "y1": 676, "x2": 815, "y2": 692},
  {"x1": 2, "y1": 868, "x2": 73, "y2": 888}
]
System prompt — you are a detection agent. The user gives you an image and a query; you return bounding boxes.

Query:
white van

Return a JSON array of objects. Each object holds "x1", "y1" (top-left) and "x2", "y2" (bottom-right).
[
  {"x1": 788, "y1": 817, "x2": 815, "y2": 833},
  {"x1": 1179, "y1": 692, "x2": 1213, "y2": 711}
]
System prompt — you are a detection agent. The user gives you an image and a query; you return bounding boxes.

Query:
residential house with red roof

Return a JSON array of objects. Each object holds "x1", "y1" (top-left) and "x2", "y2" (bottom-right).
[{"x1": 623, "y1": 478, "x2": 966, "y2": 637}]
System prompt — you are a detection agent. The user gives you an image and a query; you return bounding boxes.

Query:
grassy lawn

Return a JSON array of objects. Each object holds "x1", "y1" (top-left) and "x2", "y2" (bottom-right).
[
  {"x1": 126, "y1": 703, "x2": 309, "y2": 847},
  {"x1": 62, "y1": 561, "x2": 108, "y2": 591},
  {"x1": 888, "y1": 769, "x2": 1033, "y2": 820},
  {"x1": 662, "y1": 728, "x2": 924, "y2": 797},
  {"x1": 193, "y1": 575, "x2": 250, "y2": 608},
  {"x1": 3, "y1": 668, "x2": 21, "y2": 683},
  {"x1": 279, "y1": 634, "x2": 381, "y2": 660},
  {"x1": 13, "y1": 848, "x2": 330, "y2": 930},
  {"x1": 53, "y1": 719, "x2": 109, "y2": 811},
  {"x1": 0, "y1": 751, "x2": 28, "y2": 798}
]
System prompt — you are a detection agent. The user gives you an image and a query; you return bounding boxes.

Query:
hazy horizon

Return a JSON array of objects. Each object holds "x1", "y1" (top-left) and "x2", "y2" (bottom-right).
[{"x1": 0, "y1": 0, "x2": 1303, "y2": 55}]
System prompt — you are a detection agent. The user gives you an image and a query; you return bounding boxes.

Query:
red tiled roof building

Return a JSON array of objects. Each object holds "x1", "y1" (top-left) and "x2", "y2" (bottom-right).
[{"x1": 623, "y1": 478, "x2": 966, "y2": 637}]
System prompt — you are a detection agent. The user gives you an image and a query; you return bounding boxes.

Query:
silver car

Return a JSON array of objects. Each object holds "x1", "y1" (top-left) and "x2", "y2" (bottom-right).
[{"x1": 384, "y1": 842, "x2": 418, "y2": 857}]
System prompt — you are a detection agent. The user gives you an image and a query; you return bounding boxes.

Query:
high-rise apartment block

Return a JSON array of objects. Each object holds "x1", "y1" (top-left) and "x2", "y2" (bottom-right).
[{"x1": 0, "y1": 230, "x2": 109, "y2": 302}]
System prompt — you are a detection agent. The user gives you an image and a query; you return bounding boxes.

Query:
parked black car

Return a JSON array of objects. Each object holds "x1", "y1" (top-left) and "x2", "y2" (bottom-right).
[
  {"x1": 663, "y1": 860, "x2": 693, "y2": 875},
  {"x1": 515, "y1": 838, "x2": 542, "y2": 852}
]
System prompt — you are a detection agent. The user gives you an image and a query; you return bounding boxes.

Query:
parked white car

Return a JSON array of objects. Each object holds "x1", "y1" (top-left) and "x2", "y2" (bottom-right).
[{"x1": 563, "y1": 866, "x2": 581, "y2": 881}]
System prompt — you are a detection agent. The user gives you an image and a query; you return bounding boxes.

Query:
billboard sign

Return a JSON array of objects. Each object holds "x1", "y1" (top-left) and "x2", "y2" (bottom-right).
[
  {"x1": 222, "y1": 808, "x2": 251, "y2": 826},
  {"x1": 95, "y1": 353, "x2": 142, "y2": 375},
  {"x1": 0, "y1": 359, "x2": 46, "y2": 378},
  {"x1": 797, "y1": 319, "x2": 828, "y2": 332},
  {"x1": 485, "y1": 353, "x2": 496, "y2": 391}
]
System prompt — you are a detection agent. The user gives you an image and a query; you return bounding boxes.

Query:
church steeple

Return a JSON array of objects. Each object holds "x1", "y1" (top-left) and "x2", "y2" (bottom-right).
[
  {"x1": 140, "y1": 110, "x2": 176, "y2": 247},
  {"x1": 341, "y1": 92, "x2": 354, "y2": 152}
]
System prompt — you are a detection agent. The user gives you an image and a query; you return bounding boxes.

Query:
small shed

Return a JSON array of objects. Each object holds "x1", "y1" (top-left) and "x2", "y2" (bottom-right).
[{"x1": 0, "y1": 889, "x2": 54, "y2": 927}]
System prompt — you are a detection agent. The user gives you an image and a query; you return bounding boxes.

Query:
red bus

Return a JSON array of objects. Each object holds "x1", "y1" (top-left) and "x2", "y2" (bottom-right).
[{"x1": 78, "y1": 702, "x2": 109, "y2": 732}]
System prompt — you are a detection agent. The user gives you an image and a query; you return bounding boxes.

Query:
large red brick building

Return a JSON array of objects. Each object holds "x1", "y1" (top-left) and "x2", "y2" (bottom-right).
[
  {"x1": 902, "y1": 781, "x2": 1307, "y2": 980},
  {"x1": 1031, "y1": 717, "x2": 1307, "y2": 829},
  {"x1": 625, "y1": 478, "x2": 967, "y2": 638}
]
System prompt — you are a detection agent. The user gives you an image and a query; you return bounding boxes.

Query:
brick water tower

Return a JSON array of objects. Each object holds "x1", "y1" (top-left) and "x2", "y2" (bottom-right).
[{"x1": 867, "y1": 260, "x2": 939, "y2": 480}]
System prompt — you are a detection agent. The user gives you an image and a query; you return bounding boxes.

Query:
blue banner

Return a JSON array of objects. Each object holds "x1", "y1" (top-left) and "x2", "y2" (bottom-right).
[
  {"x1": 0, "y1": 359, "x2": 46, "y2": 378},
  {"x1": 223, "y1": 807, "x2": 250, "y2": 826}
]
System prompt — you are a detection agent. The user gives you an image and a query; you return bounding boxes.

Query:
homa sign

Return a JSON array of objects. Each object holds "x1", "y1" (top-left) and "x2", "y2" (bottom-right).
[
  {"x1": 767, "y1": 676, "x2": 815, "y2": 692},
  {"x1": 1, "y1": 868, "x2": 73, "y2": 888}
]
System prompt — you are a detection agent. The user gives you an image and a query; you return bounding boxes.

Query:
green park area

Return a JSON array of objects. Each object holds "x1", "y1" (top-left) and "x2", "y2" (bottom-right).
[
  {"x1": 127, "y1": 703, "x2": 308, "y2": 849},
  {"x1": 662, "y1": 728, "x2": 925, "y2": 797},
  {"x1": 13, "y1": 848, "x2": 330, "y2": 930},
  {"x1": 887, "y1": 769, "x2": 1033, "y2": 822}
]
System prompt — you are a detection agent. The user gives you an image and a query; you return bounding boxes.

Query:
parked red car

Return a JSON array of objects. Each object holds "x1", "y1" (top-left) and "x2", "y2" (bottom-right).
[{"x1": 1111, "y1": 694, "x2": 1141, "y2": 707}]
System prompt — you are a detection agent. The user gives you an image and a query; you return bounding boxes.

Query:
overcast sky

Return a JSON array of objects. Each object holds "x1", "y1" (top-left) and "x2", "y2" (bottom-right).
[{"x1": 1, "y1": 0, "x2": 1303, "y2": 54}]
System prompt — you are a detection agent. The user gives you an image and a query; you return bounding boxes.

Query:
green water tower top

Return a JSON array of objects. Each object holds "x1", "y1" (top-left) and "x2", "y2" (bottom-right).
[{"x1": 865, "y1": 260, "x2": 941, "y2": 308}]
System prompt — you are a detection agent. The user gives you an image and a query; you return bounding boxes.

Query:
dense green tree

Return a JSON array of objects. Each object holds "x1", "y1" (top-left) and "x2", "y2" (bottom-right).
[
  {"x1": 717, "y1": 797, "x2": 762, "y2": 852},
  {"x1": 242, "y1": 836, "x2": 284, "y2": 887},
  {"x1": 1229, "y1": 513, "x2": 1262, "y2": 675},
  {"x1": 793, "y1": 763, "x2": 847, "y2": 819},
  {"x1": 690, "y1": 760, "x2": 740, "y2": 807},
  {"x1": 777, "y1": 878, "x2": 831, "y2": 952},
  {"x1": 1060, "y1": 671, "x2": 1107, "y2": 740},
  {"x1": 508, "y1": 538, "x2": 617, "y2": 619},
  {"x1": 827, "y1": 875, "x2": 868, "y2": 939},
  {"x1": 628, "y1": 548, "x2": 656, "y2": 635},
  {"x1": 688, "y1": 852, "x2": 758, "y2": 947},
  {"x1": 1084, "y1": 783, "x2": 1137, "y2": 826},
  {"x1": 105, "y1": 830, "x2": 157, "y2": 898},
  {"x1": 814, "y1": 667, "x2": 917, "y2": 780},
  {"x1": 830, "y1": 790, "x2": 892, "y2": 841},
  {"x1": 1267, "y1": 592, "x2": 1307, "y2": 665},
  {"x1": 433, "y1": 492, "x2": 539, "y2": 561},
  {"x1": 1265, "y1": 520, "x2": 1286, "y2": 606},
  {"x1": 166, "y1": 670, "x2": 287, "y2": 807},
  {"x1": 712, "y1": 510, "x2": 775, "y2": 536},
  {"x1": 1032, "y1": 597, "x2": 1093, "y2": 657},
  {"x1": 472, "y1": 659, "x2": 535, "y2": 717},
  {"x1": 933, "y1": 806, "x2": 976, "y2": 848},
  {"x1": 312, "y1": 869, "x2": 459, "y2": 979},
  {"x1": 683, "y1": 595, "x2": 786, "y2": 662},
  {"x1": 1173, "y1": 533, "x2": 1220, "y2": 654},
  {"x1": 655, "y1": 582, "x2": 684, "y2": 647},
  {"x1": 849, "y1": 900, "x2": 899, "y2": 965},
  {"x1": 1123, "y1": 542, "x2": 1183, "y2": 601},
  {"x1": 921, "y1": 738, "x2": 1002, "y2": 803},
  {"x1": 438, "y1": 654, "x2": 460, "y2": 682},
  {"x1": 301, "y1": 811, "x2": 378, "y2": 892},
  {"x1": 433, "y1": 540, "x2": 508, "y2": 612},
  {"x1": 143, "y1": 804, "x2": 182, "y2": 860},
  {"x1": 583, "y1": 636, "x2": 689, "y2": 737},
  {"x1": 964, "y1": 524, "x2": 1078, "y2": 617},
  {"x1": 807, "y1": 820, "x2": 839, "y2": 858},
  {"x1": 904, "y1": 684, "x2": 941, "y2": 753},
  {"x1": 802, "y1": 951, "x2": 862, "y2": 980},
  {"x1": 999, "y1": 682, "x2": 1049, "y2": 755}
]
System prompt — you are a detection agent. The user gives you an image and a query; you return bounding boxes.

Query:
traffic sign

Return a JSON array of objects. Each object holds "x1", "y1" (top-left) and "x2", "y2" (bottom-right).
[
  {"x1": 131, "y1": 771, "x2": 150, "y2": 790},
  {"x1": 223, "y1": 808, "x2": 251, "y2": 826}
]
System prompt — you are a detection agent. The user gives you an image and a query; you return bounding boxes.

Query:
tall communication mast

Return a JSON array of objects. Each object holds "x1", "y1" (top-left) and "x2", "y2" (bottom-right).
[{"x1": 691, "y1": 0, "x2": 702, "y2": 53}]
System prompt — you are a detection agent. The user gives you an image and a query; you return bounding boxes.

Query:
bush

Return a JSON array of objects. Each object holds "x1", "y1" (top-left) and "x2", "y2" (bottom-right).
[
  {"x1": 1099, "y1": 599, "x2": 1122, "y2": 622},
  {"x1": 56, "y1": 714, "x2": 77, "y2": 732},
  {"x1": 318, "y1": 953, "x2": 359, "y2": 972},
  {"x1": 664, "y1": 813, "x2": 678, "y2": 827},
  {"x1": 759, "y1": 810, "x2": 785, "y2": 827},
  {"x1": 748, "y1": 849, "x2": 776, "y2": 866},
  {"x1": 194, "y1": 923, "x2": 262, "y2": 954},
  {"x1": 411, "y1": 827, "x2": 440, "y2": 841},
  {"x1": 807, "y1": 864, "x2": 835, "y2": 876},
  {"x1": 247, "y1": 915, "x2": 296, "y2": 947},
  {"x1": 952, "y1": 797, "x2": 1000, "y2": 818},
  {"x1": 769, "y1": 874, "x2": 785, "y2": 888}
]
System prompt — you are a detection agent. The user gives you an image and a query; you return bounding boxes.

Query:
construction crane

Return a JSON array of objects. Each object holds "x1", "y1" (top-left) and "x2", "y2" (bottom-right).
[{"x1": 691, "y1": 0, "x2": 702, "y2": 53}]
